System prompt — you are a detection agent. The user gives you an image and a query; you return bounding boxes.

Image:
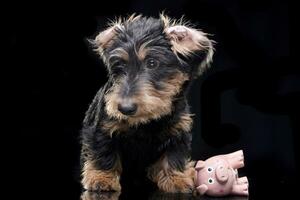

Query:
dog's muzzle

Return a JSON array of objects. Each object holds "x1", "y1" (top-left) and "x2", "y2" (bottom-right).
[{"x1": 118, "y1": 102, "x2": 137, "y2": 116}]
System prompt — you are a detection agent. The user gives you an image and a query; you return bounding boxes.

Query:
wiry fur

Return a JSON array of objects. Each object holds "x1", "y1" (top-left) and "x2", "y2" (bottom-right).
[{"x1": 81, "y1": 14, "x2": 214, "y2": 193}]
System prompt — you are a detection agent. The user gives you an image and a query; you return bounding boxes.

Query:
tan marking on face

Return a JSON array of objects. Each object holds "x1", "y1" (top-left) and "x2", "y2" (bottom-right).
[
  {"x1": 81, "y1": 160, "x2": 122, "y2": 191},
  {"x1": 108, "y1": 47, "x2": 129, "y2": 63},
  {"x1": 136, "y1": 39, "x2": 154, "y2": 60},
  {"x1": 169, "y1": 113, "x2": 194, "y2": 135},
  {"x1": 104, "y1": 71, "x2": 189, "y2": 129},
  {"x1": 104, "y1": 81, "x2": 124, "y2": 122},
  {"x1": 147, "y1": 155, "x2": 195, "y2": 193}
]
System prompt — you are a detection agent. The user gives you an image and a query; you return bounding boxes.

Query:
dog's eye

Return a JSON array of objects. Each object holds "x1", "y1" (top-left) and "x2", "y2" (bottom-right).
[
  {"x1": 111, "y1": 61, "x2": 127, "y2": 74},
  {"x1": 112, "y1": 60, "x2": 127, "y2": 68},
  {"x1": 146, "y1": 58, "x2": 159, "y2": 69}
]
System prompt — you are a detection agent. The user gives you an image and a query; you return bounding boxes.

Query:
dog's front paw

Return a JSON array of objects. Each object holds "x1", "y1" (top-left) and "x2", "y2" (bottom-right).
[
  {"x1": 82, "y1": 169, "x2": 121, "y2": 192},
  {"x1": 157, "y1": 167, "x2": 195, "y2": 193},
  {"x1": 158, "y1": 174, "x2": 195, "y2": 193}
]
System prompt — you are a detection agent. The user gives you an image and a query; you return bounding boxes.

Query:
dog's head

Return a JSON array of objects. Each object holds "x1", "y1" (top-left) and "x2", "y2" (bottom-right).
[{"x1": 91, "y1": 14, "x2": 214, "y2": 126}]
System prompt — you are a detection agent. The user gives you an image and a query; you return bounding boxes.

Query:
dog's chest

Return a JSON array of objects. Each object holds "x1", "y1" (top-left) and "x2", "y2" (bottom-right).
[{"x1": 115, "y1": 127, "x2": 169, "y2": 173}]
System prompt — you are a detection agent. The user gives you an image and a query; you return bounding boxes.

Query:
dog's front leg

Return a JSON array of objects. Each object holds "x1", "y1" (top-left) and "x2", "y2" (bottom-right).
[
  {"x1": 81, "y1": 127, "x2": 121, "y2": 192},
  {"x1": 148, "y1": 148, "x2": 195, "y2": 193}
]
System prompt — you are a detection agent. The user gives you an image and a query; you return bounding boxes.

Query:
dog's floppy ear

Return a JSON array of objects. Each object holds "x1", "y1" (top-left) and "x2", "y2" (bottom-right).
[
  {"x1": 90, "y1": 24, "x2": 123, "y2": 61},
  {"x1": 166, "y1": 26, "x2": 212, "y2": 56},
  {"x1": 161, "y1": 14, "x2": 214, "y2": 76},
  {"x1": 90, "y1": 14, "x2": 142, "y2": 62},
  {"x1": 94, "y1": 26, "x2": 118, "y2": 51}
]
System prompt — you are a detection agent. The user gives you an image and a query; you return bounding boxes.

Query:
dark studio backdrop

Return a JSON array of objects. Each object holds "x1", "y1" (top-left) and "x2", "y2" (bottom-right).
[{"x1": 8, "y1": 0, "x2": 297, "y2": 199}]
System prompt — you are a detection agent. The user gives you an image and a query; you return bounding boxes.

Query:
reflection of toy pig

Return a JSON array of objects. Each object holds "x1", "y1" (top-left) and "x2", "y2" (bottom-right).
[{"x1": 195, "y1": 150, "x2": 249, "y2": 196}]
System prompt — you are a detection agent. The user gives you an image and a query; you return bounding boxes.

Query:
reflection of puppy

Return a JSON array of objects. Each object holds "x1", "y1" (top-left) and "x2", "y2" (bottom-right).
[
  {"x1": 149, "y1": 191, "x2": 193, "y2": 200},
  {"x1": 81, "y1": 191, "x2": 120, "y2": 200},
  {"x1": 80, "y1": 14, "x2": 214, "y2": 193}
]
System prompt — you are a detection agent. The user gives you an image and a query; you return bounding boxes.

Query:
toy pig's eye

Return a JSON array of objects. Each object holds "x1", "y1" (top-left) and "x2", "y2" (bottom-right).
[
  {"x1": 207, "y1": 167, "x2": 213, "y2": 173},
  {"x1": 208, "y1": 178, "x2": 214, "y2": 184}
]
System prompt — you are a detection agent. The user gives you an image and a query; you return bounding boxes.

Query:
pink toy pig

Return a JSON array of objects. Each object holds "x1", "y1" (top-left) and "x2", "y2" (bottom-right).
[{"x1": 194, "y1": 150, "x2": 249, "y2": 196}]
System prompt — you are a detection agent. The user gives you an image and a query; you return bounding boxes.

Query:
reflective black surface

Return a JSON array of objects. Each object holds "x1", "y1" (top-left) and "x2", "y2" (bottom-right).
[
  {"x1": 76, "y1": 177, "x2": 295, "y2": 200},
  {"x1": 7, "y1": 0, "x2": 296, "y2": 200},
  {"x1": 78, "y1": 182, "x2": 294, "y2": 200},
  {"x1": 80, "y1": 191, "x2": 250, "y2": 200}
]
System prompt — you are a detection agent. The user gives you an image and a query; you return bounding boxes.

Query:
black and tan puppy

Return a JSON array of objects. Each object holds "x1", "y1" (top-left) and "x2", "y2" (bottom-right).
[{"x1": 80, "y1": 14, "x2": 214, "y2": 193}]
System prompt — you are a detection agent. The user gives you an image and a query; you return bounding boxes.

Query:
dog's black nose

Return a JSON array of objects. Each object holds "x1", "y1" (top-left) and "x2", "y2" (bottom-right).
[{"x1": 118, "y1": 103, "x2": 137, "y2": 115}]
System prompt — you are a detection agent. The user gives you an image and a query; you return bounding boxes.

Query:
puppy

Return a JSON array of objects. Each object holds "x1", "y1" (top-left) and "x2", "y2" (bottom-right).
[{"x1": 80, "y1": 14, "x2": 213, "y2": 193}]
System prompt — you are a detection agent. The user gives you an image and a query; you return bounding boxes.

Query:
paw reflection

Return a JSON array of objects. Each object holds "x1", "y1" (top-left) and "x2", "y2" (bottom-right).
[
  {"x1": 81, "y1": 190, "x2": 249, "y2": 200},
  {"x1": 149, "y1": 191, "x2": 192, "y2": 200},
  {"x1": 81, "y1": 191, "x2": 121, "y2": 200}
]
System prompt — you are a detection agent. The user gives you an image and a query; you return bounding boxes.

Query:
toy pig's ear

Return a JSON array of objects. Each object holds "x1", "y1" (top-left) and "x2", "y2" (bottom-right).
[
  {"x1": 197, "y1": 184, "x2": 208, "y2": 195},
  {"x1": 195, "y1": 160, "x2": 205, "y2": 171}
]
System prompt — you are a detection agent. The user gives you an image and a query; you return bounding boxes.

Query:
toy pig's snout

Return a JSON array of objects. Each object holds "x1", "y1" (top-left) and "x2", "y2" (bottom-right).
[{"x1": 215, "y1": 165, "x2": 229, "y2": 183}]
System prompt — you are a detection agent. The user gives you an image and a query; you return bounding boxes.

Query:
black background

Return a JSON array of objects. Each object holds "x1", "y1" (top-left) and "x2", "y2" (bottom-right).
[{"x1": 7, "y1": 0, "x2": 297, "y2": 199}]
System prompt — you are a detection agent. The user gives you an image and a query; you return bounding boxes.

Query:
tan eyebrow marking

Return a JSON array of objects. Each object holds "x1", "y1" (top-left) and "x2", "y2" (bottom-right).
[
  {"x1": 136, "y1": 39, "x2": 154, "y2": 61},
  {"x1": 108, "y1": 48, "x2": 129, "y2": 64}
]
